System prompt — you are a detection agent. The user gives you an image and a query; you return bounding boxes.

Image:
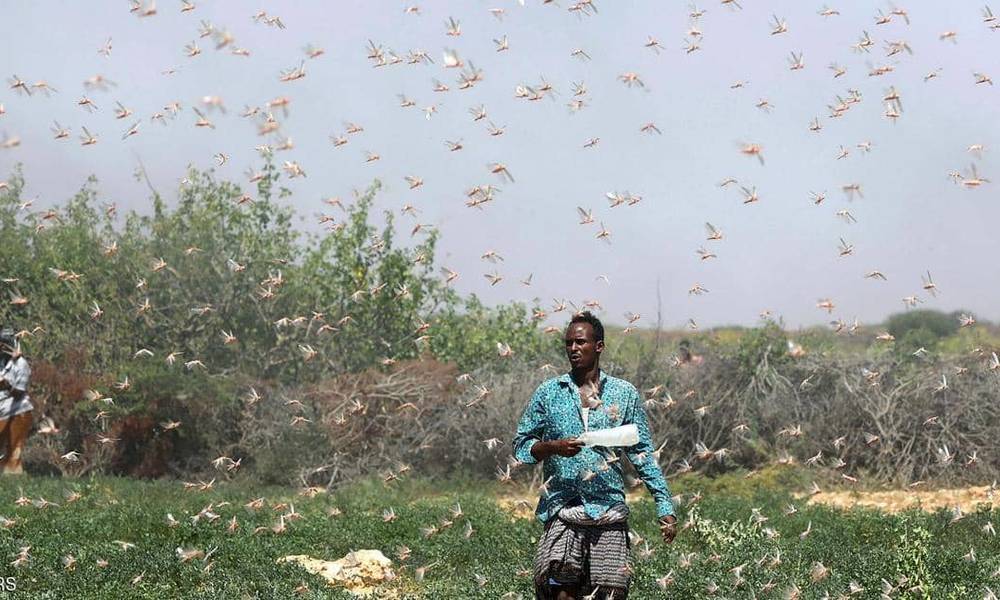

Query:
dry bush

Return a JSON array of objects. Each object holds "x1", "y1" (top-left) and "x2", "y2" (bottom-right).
[
  {"x1": 21, "y1": 348, "x2": 1000, "y2": 490},
  {"x1": 193, "y1": 352, "x2": 1000, "y2": 489},
  {"x1": 221, "y1": 358, "x2": 549, "y2": 489},
  {"x1": 642, "y1": 351, "x2": 1000, "y2": 486},
  {"x1": 229, "y1": 359, "x2": 459, "y2": 487},
  {"x1": 24, "y1": 353, "x2": 243, "y2": 480},
  {"x1": 22, "y1": 354, "x2": 103, "y2": 476}
]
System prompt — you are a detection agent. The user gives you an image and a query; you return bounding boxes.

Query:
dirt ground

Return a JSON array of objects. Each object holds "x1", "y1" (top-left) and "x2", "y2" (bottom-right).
[{"x1": 495, "y1": 497, "x2": 535, "y2": 521}]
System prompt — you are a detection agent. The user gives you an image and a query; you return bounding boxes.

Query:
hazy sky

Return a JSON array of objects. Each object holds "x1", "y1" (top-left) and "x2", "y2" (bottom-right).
[{"x1": 2, "y1": 1, "x2": 999, "y2": 329}]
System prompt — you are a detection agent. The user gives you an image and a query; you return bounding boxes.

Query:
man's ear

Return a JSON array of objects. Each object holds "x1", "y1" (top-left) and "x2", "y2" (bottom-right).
[{"x1": 595, "y1": 340, "x2": 605, "y2": 353}]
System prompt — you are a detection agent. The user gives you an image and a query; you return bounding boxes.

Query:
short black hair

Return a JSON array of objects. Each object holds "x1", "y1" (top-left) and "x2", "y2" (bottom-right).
[{"x1": 568, "y1": 311, "x2": 604, "y2": 343}]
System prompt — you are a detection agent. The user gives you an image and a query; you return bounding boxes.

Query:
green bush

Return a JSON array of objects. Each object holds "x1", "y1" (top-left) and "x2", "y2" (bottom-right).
[
  {"x1": 429, "y1": 296, "x2": 558, "y2": 373},
  {"x1": 896, "y1": 326, "x2": 942, "y2": 358},
  {"x1": 0, "y1": 162, "x2": 550, "y2": 480},
  {"x1": 734, "y1": 319, "x2": 788, "y2": 380},
  {"x1": 886, "y1": 310, "x2": 960, "y2": 342}
]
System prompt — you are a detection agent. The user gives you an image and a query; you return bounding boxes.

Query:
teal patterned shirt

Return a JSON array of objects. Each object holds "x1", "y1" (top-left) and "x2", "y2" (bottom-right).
[{"x1": 512, "y1": 370, "x2": 675, "y2": 523}]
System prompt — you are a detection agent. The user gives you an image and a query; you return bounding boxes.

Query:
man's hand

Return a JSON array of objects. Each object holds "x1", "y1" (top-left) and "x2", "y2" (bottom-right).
[
  {"x1": 658, "y1": 515, "x2": 678, "y2": 544},
  {"x1": 531, "y1": 438, "x2": 585, "y2": 461},
  {"x1": 550, "y1": 438, "x2": 585, "y2": 457}
]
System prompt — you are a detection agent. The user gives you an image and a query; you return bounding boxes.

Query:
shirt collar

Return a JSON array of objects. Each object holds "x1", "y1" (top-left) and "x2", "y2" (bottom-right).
[{"x1": 557, "y1": 369, "x2": 608, "y2": 390}]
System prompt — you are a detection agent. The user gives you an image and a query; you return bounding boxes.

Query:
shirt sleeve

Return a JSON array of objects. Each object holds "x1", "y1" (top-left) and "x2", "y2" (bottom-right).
[
  {"x1": 4, "y1": 359, "x2": 28, "y2": 392},
  {"x1": 512, "y1": 384, "x2": 547, "y2": 465},
  {"x1": 622, "y1": 385, "x2": 675, "y2": 518}
]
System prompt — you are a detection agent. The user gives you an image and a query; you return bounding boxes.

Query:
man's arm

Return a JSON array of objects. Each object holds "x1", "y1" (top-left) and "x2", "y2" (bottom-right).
[
  {"x1": 512, "y1": 385, "x2": 584, "y2": 464},
  {"x1": 622, "y1": 385, "x2": 675, "y2": 520},
  {"x1": 4, "y1": 359, "x2": 28, "y2": 401},
  {"x1": 512, "y1": 386, "x2": 547, "y2": 465}
]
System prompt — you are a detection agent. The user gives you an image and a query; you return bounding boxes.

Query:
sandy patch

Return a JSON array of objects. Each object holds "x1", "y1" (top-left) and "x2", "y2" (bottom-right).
[
  {"x1": 496, "y1": 496, "x2": 537, "y2": 520},
  {"x1": 278, "y1": 549, "x2": 397, "y2": 597},
  {"x1": 805, "y1": 486, "x2": 997, "y2": 513}
]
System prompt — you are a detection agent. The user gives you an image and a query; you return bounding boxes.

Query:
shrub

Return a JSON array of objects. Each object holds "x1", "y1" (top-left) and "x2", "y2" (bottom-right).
[
  {"x1": 886, "y1": 309, "x2": 960, "y2": 342},
  {"x1": 735, "y1": 319, "x2": 789, "y2": 381},
  {"x1": 896, "y1": 326, "x2": 942, "y2": 358},
  {"x1": 429, "y1": 296, "x2": 558, "y2": 373},
  {"x1": 0, "y1": 162, "x2": 551, "y2": 481}
]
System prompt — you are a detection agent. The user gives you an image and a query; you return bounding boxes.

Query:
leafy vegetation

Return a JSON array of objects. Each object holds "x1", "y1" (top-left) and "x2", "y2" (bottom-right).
[
  {"x1": 886, "y1": 309, "x2": 962, "y2": 343},
  {"x1": 3, "y1": 161, "x2": 1000, "y2": 598},
  {"x1": 3, "y1": 163, "x2": 1000, "y2": 495},
  {"x1": 0, "y1": 164, "x2": 552, "y2": 480},
  {"x1": 0, "y1": 471, "x2": 998, "y2": 598},
  {"x1": 0, "y1": 163, "x2": 551, "y2": 383}
]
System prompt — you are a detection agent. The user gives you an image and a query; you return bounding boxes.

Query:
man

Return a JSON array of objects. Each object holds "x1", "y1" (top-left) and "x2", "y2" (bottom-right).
[
  {"x1": 0, "y1": 328, "x2": 32, "y2": 474},
  {"x1": 513, "y1": 311, "x2": 677, "y2": 600}
]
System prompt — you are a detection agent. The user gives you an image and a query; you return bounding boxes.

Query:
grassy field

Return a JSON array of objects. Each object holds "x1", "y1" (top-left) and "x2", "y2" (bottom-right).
[{"x1": 0, "y1": 469, "x2": 998, "y2": 599}]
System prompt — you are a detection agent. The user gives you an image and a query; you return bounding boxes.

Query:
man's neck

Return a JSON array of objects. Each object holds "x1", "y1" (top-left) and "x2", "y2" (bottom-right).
[{"x1": 570, "y1": 364, "x2": 600, "y2": 387}]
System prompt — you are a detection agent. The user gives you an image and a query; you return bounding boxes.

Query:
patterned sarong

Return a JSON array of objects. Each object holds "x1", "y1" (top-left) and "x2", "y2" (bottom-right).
[{"x1": 533, "y1": 503, "x2": 632, "y2": 599}]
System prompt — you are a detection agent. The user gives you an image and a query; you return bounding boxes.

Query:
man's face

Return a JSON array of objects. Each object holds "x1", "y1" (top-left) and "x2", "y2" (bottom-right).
[{"x1": 565, "y1": 322, "x2": 603, "y2": 369}]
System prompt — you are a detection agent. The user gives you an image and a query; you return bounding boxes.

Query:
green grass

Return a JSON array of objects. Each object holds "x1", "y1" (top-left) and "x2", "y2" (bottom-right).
[{"x1": 0, "y1": 471, "x2": 997, "y2": 598}]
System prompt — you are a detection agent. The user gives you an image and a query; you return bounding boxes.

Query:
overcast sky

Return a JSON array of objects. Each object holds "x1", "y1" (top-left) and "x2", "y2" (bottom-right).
[{"x1": 2, "y1": 1, "x2": 998, "y2": 329}]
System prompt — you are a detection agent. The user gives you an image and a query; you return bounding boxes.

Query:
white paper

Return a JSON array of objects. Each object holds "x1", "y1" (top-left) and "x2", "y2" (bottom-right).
[{"x1": 577, "y1": 424, "x2": 639, "y2": 448}]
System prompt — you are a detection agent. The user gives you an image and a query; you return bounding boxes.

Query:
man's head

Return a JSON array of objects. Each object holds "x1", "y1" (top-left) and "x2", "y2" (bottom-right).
[
  {"x1": 565, "y1": 311, "x2": 604, "y2": 370},
  {"x1": 678, "y1": 339, "x2": 691, "y2": 362}
]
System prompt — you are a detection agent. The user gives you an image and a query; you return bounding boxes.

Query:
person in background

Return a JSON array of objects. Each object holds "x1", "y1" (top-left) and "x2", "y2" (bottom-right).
[
  {"x1": 0, "y1": 328, "x2": 32, "y2": 475},
  {"x1": 677, "y1": 339, "x2": 704, "y2": 367}
]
